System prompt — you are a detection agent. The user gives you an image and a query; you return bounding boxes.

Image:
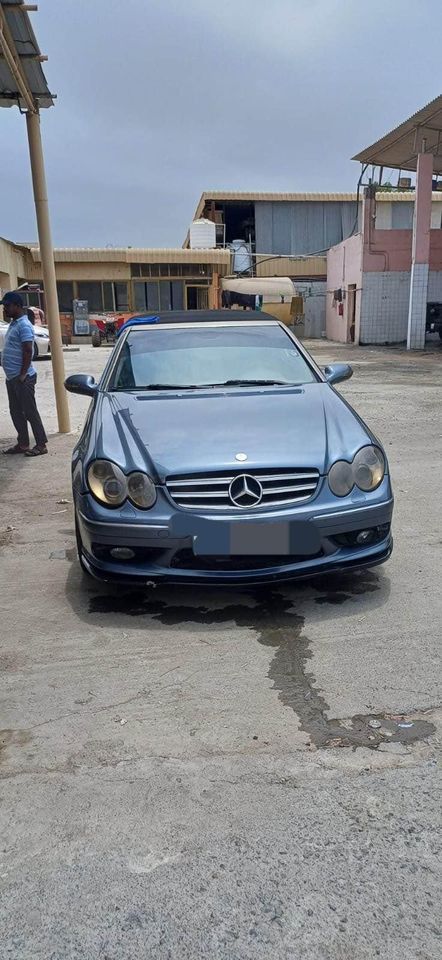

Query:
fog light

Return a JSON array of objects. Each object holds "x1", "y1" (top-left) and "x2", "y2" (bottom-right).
[
  {"x1": 356, "y1": 529, "x2": 374, "y2": 545},
  {"x1": 110, "y1": 547, "x2": 135, "y2": 560}
]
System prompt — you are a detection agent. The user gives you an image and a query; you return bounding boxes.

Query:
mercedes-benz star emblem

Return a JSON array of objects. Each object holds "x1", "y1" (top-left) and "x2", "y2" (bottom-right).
[
  {"x1": 229, "y1": 474, "x2": 263, "y2": 508},
  {"x1": 235, "y1": 453, "x2": 248, "y2": 462}
]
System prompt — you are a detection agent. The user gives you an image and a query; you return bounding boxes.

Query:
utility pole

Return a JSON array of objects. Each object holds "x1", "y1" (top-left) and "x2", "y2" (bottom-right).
[
  {"x1": 26, "y1": 112, "x2": 70, "y2": 432},
  {"x1": 0, "y1": 1, "x2": 70, "y2": 432}
]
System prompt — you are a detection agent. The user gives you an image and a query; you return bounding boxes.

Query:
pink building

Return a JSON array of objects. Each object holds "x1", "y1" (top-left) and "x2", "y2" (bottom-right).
[{"x1": 327, "y1": 96, "x2": 442, "y2": 348}]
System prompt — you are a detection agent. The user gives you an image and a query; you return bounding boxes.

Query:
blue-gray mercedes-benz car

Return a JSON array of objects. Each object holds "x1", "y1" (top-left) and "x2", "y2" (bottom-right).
[{"x1": 65, "y1": 310, "x2": 393, "y2": 585}]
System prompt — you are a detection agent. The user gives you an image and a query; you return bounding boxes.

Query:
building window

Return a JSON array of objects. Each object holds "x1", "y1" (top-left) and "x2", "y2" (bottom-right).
[
  {"x1": 77, "y1": 282, "x2": 103, "y2": 312},
  {"x1": 133, "y1": 281, "x2": 161, "y2": 312},
  {"x1": 115, "y1": 282, "x2": 129, "y2": 311},
  {"x1": 129, "y1": 262, "x2": 212, "y2": 279},
  {"x1": 76, "y1": 281, "x2": 129, "y2": 313},
  {"x1": 132, "y1": 280, "x2": 185, "y2": 312},
  {"x1": 57, "y1": 281, "x2": 74, "y2": 312},
  {"x1": 102, "y1": 282, "x2": 114, "y2": 312}
]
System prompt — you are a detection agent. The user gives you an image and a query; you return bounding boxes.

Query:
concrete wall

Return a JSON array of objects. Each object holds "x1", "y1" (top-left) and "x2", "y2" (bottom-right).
[
  {"x1": 359, "y1": 272, "x2": 411, "y2": 343},
  {"x1": 0, "y1": 238, "x2": 28, "y2": 295},
  {"x1": 26, "y1": 261, "x2": 132, "y2": 282},
  {"x1": 363, "y1": 229, "x2": 442, "y2": 273},
  {"x1": 428, "y1": 270, "x2": 442, "y2": 300},
  {"x1": 326, "y1": 233, "x2": 363, "y2": 342},
  {"x1": 429, "y1": 230, "x2": 442, "y2": 268},
  {"x1": 362, "y1": 230, "x2": 412, "y2": 272},
  {"x1": 357, "y1": 268, "x2": 442, "y2": 344}
]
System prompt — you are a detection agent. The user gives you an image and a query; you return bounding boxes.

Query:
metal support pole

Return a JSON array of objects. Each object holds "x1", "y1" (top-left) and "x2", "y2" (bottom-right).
[{"x1": 26, "y1": 110, "x2": 70, "y2": 432}]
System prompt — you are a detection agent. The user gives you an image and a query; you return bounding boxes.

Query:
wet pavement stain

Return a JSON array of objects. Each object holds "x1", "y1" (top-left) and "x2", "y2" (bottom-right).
[
  {"x1": 88, "y1": 582, "x2": 435, "y2": 750},
  {"x1": 313, "y1": 570, "x2": 380, "y2": 605}
]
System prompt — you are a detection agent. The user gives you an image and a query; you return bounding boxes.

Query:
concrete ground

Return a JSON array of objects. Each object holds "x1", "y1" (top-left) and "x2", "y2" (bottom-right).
[{"x1": 0, "y1": 338, "x2": 441, "y2": 960}]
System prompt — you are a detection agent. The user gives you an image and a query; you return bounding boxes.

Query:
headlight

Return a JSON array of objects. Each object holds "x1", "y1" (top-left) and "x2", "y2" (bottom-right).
[
  {"x1": 88, "y1": 460, "x2": 127, "y2": 506},
  {"x1": 127, "y1": 471, "x2": 156, "y2": 509},
  {"x1": 328, "y1": 460, "x2": 354, "y2": 497},
  {"x1": 353, "y1": 446, "x2": 385, "y2": 491},
  {"x1": 328, "y1": 446, "x2": 385, "y2": 497}
]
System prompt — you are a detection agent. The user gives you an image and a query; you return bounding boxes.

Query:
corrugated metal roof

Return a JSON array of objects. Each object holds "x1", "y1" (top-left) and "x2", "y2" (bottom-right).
[
  {"x1": 27, "y1": 246, "x2": 231, "y2": 264},
  {"x1": 353, "y1": 94, "x2": 442, "y2": 174},
  {"x1": 195, "y1": 189, "x2": 442, "y2": 210},
  {"x1": 0, "y1": 0, "x2": 54, "y2": 109},
  {"x1": 256, "y1": 256, "x2": 327, "y2": 278},
  {"x1": 193, "y1": 191, "x2": 358, "y2": 220}
]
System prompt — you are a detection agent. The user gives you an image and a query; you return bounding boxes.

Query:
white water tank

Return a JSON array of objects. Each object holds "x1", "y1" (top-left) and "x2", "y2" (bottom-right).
[
  {"x1": 189, "y1": 218, "x2": 216, "y2": 249},
  {"x1": 231, "y1": 239, "x2": 252, "y2": 274}
]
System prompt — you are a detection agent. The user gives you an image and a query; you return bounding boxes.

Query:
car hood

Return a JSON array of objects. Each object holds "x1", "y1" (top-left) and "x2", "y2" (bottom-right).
[{"x1": 87, "y1": 385, "x2": 374, "y2": 480}]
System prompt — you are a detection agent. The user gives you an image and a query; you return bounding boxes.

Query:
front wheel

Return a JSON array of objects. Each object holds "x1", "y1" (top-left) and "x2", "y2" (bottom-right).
[
  {"x1": 439, "y1": 328, "x2": 442, "y2": 340},
  {"x1": 91, "y1": 330, "x2": 101, "y2": 347}
]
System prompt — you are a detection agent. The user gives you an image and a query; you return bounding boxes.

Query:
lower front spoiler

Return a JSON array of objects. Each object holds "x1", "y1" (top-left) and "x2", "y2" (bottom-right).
[{"x1": 79, "y1": 537, "x2": 393, "y2": 587}]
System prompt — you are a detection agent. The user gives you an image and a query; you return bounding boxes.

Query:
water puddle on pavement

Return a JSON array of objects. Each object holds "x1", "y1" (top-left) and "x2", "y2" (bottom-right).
[{"x1": 87, "y1": 573, "x2": 435, "y2": 751}]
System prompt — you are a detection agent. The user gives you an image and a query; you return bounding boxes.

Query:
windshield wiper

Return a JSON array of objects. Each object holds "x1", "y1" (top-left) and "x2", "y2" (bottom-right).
[
  {"x1": 112, "y1": 379, "x2": 299, "y2": 392},
  {"x1": 130, "y1": 383, "x2": 204, "y2": 391}
]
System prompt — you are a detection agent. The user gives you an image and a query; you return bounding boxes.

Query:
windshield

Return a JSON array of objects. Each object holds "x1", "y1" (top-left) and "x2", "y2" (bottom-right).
[{"x1": 108, "y1": 324, "x2": 318, "y2": 390}]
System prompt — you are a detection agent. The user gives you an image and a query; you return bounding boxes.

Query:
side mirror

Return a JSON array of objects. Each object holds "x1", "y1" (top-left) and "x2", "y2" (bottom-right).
[
  {"x1": 324, "y1": 363, "x2": 353, "y2": 386},
  {"x1": 65, "y1": 374, "x2": 97, "y2": 397}
]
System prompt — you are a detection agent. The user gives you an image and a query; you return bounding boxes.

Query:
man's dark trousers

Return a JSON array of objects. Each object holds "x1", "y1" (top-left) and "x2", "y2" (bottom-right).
[{"x1": 6, "y1": 374, "x2": 47, "y2": 448}]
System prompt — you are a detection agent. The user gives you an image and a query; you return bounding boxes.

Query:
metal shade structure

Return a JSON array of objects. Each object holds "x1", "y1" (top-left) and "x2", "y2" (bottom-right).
[
  {"x1": 0, "y1": 0, "x2": 69, "y2": 432},
  {"x1": 352, "y1": 94, "x2": 442, "y2": 174},
  {"x1": 0, "y1": 0, "x2": 54, "y2": 108}
]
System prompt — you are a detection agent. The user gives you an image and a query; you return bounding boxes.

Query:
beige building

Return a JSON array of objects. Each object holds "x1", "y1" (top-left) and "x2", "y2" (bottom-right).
[{"x1": 0, "y1": 240, "x2": 231, "y2": 331}]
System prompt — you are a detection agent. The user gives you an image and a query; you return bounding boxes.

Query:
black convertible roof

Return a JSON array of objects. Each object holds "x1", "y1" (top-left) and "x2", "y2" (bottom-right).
[{"x1": 129, "y1": 310, "x2": 278, "y2": 325}]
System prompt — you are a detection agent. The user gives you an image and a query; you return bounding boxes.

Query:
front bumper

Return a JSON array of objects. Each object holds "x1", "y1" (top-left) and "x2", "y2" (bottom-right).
[{"x1": 75, "y1": 478, "x2": 394, "y2": 585}]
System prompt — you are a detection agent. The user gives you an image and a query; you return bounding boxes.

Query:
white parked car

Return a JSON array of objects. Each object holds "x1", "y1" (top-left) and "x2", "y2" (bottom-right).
[{"x1": 0, "y1": 319, "x2": 51, "y2": 362}]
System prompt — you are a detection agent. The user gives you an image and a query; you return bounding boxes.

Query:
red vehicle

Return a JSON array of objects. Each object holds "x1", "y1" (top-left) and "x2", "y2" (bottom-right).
[{"x1": 90, "y1": 313, "x2": 128, "y2": 347}]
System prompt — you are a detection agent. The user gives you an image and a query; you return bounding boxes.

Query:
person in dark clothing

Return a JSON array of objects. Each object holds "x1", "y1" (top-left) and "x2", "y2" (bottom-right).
[{"x1": 1, "y1": 291, "x2": 48, "y2": 456}]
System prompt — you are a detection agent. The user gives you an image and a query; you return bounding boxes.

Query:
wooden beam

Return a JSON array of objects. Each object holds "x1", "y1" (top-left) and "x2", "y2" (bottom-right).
[{"x1": 0, "y1": 52, "x2": 48, "y2": 60}]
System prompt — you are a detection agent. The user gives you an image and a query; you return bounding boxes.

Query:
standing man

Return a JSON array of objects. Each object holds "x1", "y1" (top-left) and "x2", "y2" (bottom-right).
[{"x1": 0, "y1": 291, "x2": 48, "y2": 456}]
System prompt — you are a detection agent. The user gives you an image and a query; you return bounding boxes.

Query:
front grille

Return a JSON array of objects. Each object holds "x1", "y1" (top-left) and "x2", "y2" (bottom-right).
[
  {"x1": 171, "y1": 549, "x2": 324, "y2": 571},
  {"x1": 166, "y1": 467, "x2": 320, "y2": 510}
]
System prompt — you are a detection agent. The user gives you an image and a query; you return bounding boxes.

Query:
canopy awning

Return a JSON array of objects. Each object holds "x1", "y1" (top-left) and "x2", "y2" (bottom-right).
[
  {"x1": 222, "y1": 276, "x2": 295, "y2": 298},
  {"x1": 0, "y1": 0, "x2": 54, "y2": 110},
  {"x1": 352, "y1": 95, "x2": 442, "y2": 174}
]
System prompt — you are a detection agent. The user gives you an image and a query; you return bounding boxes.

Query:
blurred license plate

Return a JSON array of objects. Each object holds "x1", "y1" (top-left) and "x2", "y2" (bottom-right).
[
  {"x1": 230, "y1": 521, "x2": 290, "y2": 555},
  {"x1": 194, "y1": 521, "x2": 290, "y2": 556}
]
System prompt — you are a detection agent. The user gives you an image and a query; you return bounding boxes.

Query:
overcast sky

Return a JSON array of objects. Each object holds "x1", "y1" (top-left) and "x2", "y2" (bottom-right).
[{"x1": 0, "y1": 0, "x2": 440, "y2": 247}]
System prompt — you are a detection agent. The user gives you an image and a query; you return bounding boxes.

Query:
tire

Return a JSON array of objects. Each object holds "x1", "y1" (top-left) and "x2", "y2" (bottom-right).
[
  {"x1": 33, "y1": 341, "x2": 39, "y2": 361},
  {"x1": 439, "y1": 329, "x2": 442, "y2": 340},
  {"x1": 91, "y1": 330, "x2": 101, "y2": 347},
  {"x1": 75, "y1": 516, "x2": 92, "y2": 577}
]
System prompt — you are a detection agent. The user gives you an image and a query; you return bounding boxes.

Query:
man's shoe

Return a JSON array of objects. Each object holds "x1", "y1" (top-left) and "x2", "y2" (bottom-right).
[
  {"x1": 25, "y1": 445, "x2": 48, "y2": 457},
  {"x1": 3, "y1": 444, "x2": 30, "y2": 454}
]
